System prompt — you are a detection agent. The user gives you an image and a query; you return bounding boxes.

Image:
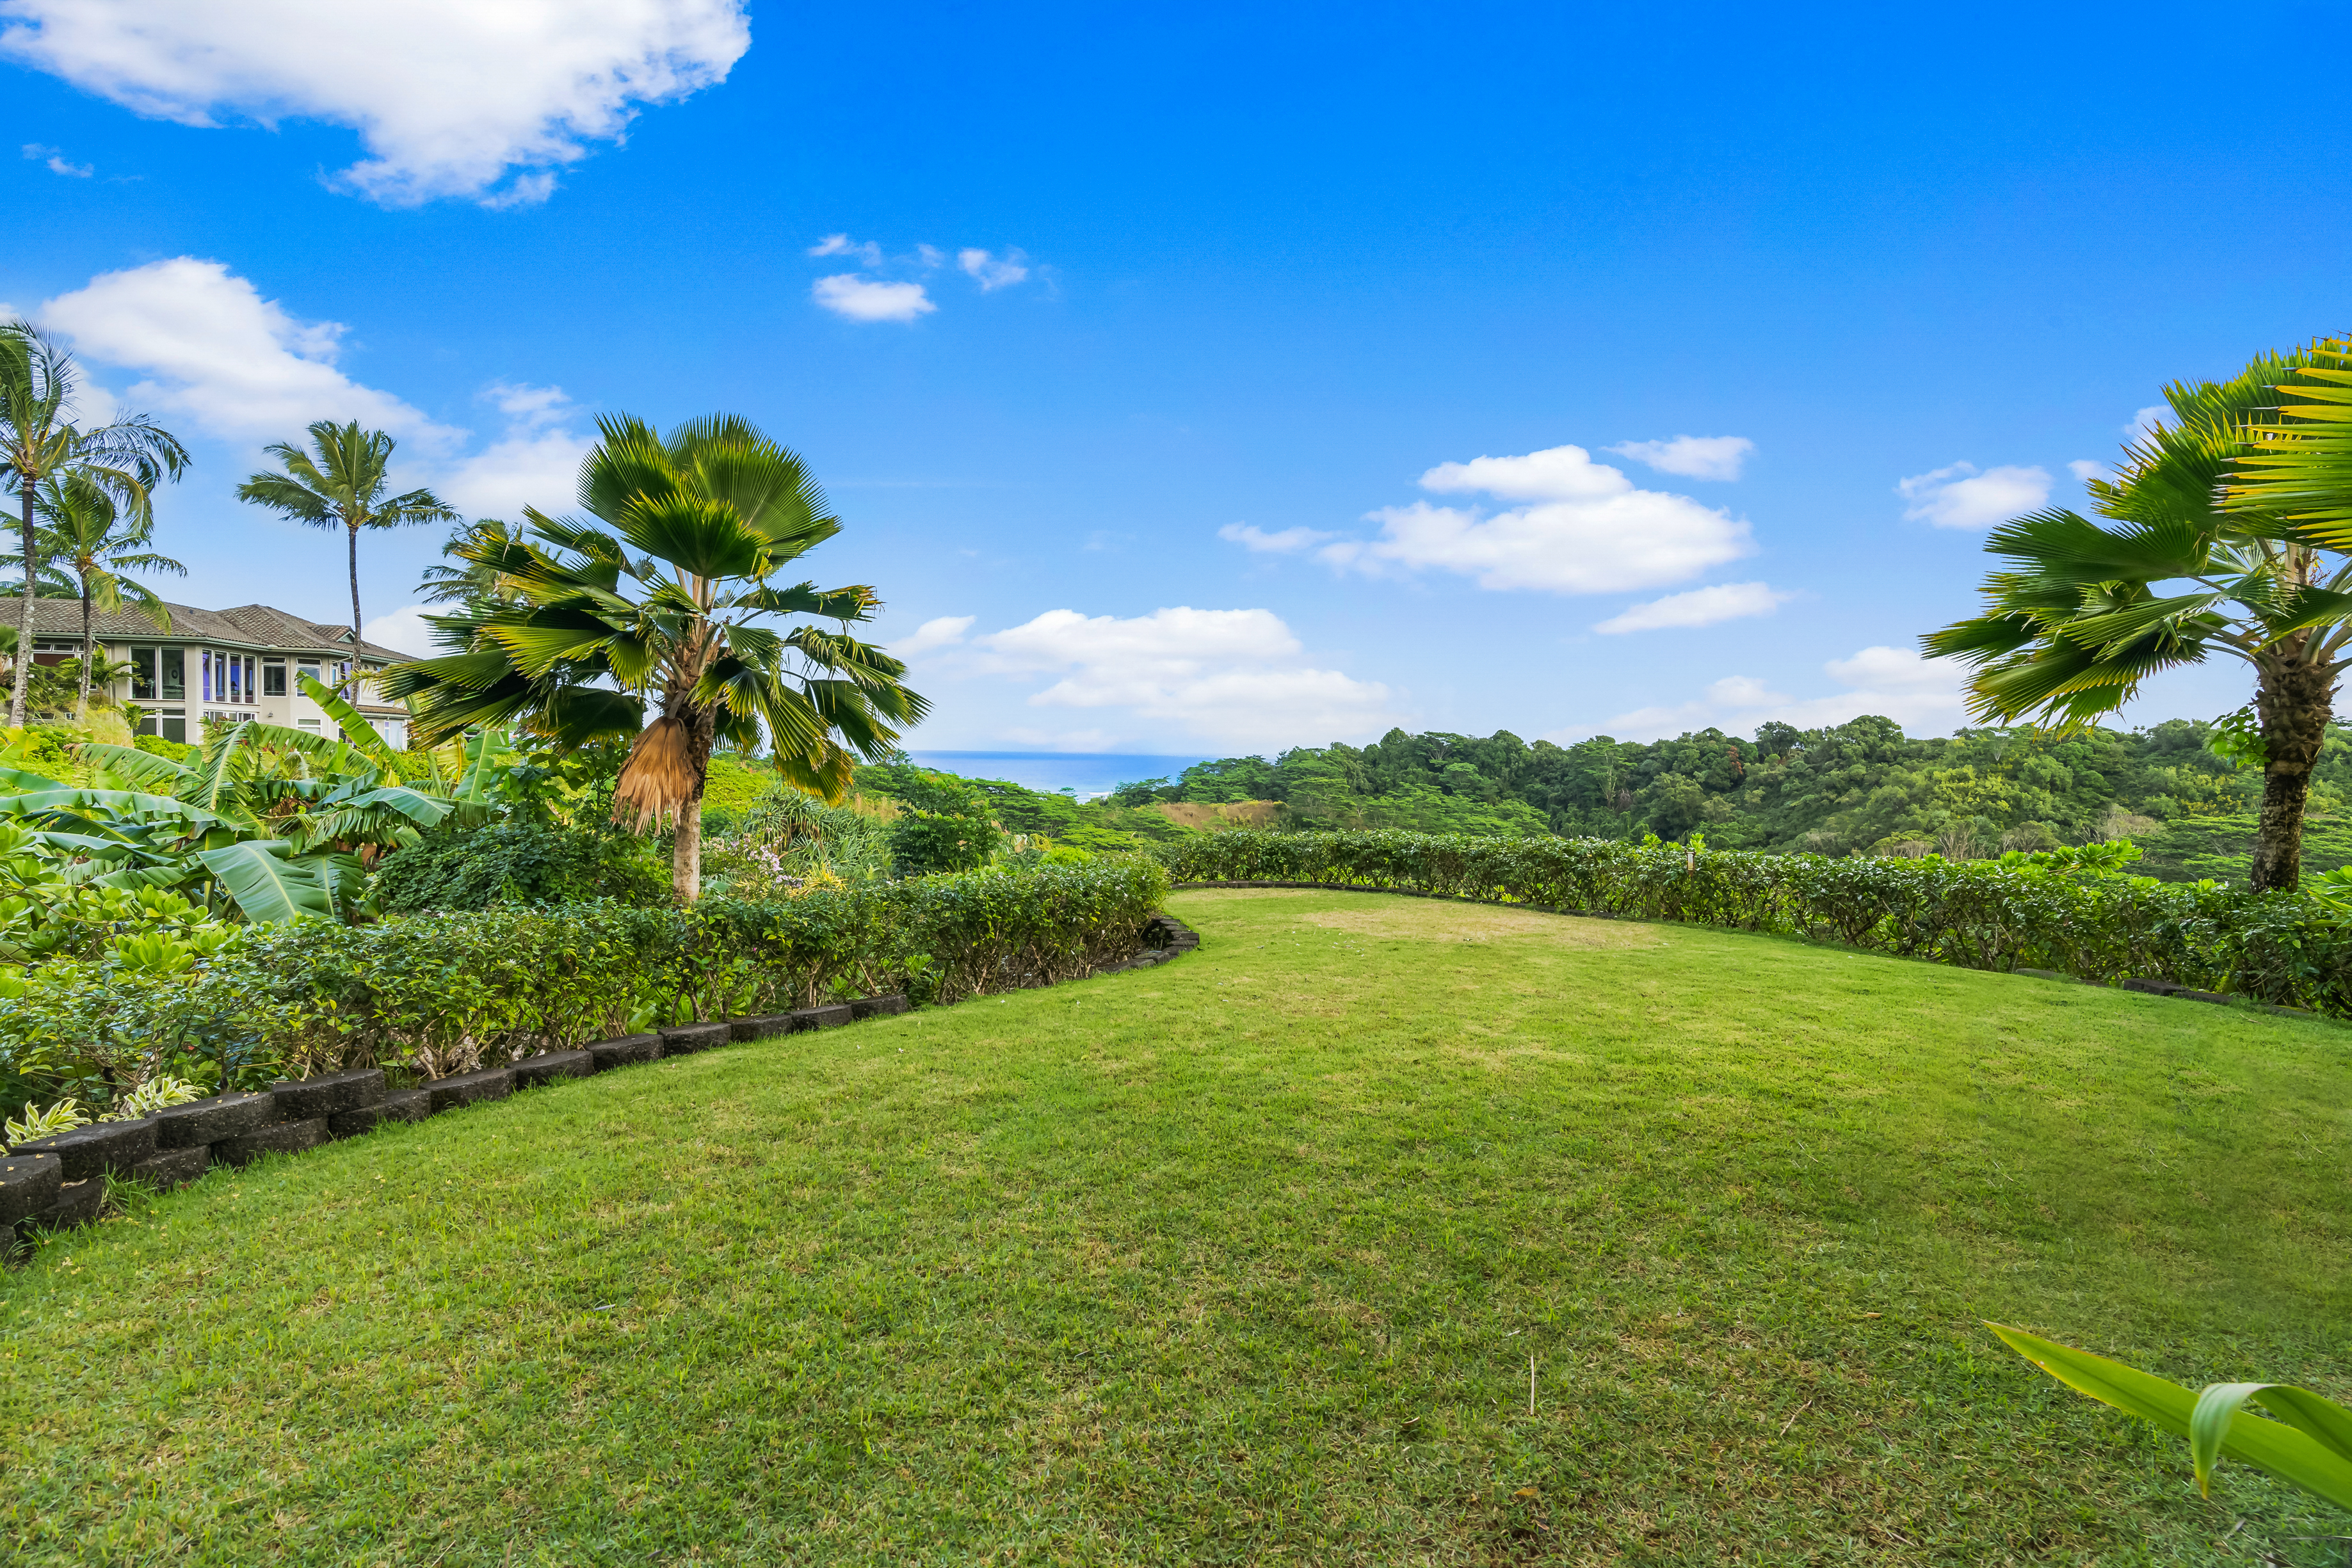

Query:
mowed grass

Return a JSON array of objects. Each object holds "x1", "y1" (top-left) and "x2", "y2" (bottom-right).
[{"x1": 4, "y1": 888, "x2": 2351, "y2": 1566}]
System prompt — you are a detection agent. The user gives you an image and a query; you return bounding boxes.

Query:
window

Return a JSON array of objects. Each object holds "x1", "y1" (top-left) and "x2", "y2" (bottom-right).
[
  {"x1": 159, "y1": 648, "x2": 184, "y2": 700},
  {"x1": 200, "y1": 649, "x2": 211, "y2": 703},
  {"x1": 297, "y1": 659, "x2": 321, "y2": 689},
  {"x1": 297, "y1": 718, "x2": 321, "y2": 731},
  {"x1": 129, "y1": 648, "x2": 156, "y2": 700},
  {"x1": 262, "y1": 660, "x2": 287, "y2": 697},
  {"x1": 137, "y1": 707, "x2": 187, "y2": 744}
]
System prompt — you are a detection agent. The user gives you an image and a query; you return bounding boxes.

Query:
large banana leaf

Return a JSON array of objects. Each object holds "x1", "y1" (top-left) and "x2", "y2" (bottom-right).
[
  {"x1": 296, "y1": 673, "x2": 407, "y2": 779},
  {"x1": 193, "y1": 839, "x2": 345, "y2": 924},
  {"x1": 1990, "y1": 1324, "x2": 2352, "y2": 1508}
]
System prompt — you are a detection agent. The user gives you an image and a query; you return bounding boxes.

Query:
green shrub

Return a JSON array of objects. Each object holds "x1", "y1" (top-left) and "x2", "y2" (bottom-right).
[
  {"x1": 885, "y1": 771, "x2": 1003, "y2": 876},
  {"x1": 372, "y1": 824, "x2": 671, "y2": 913},
  {"x1": 0, "y1": 858, "x2": 1169, "y2": 1116},
  {"x1": 1157, "y1": 829, "x2": 2352, "y2": 1014}
]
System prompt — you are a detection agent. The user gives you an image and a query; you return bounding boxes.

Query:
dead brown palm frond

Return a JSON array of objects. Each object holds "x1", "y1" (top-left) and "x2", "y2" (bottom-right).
[{"x1": 612, "y1": 715, "x2": 702, "y2": 831}]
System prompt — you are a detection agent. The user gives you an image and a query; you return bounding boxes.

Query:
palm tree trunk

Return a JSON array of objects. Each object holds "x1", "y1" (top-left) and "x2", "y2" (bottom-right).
[
  {"x1": 9, "y1": 479, "x2": 34, "y2": 729},
  {"x1": 346, "y1": 521, "x2": 363, "y2": 698},
  {"x1": 74, "y1": 586, "x2": 92, "y2": 721},
  {"x1": 2248, "y1": 650, "x2": 2337, "y2": 893},
  {"x1": 670, "y1": 705, "x2": 718, "y2": 903}
]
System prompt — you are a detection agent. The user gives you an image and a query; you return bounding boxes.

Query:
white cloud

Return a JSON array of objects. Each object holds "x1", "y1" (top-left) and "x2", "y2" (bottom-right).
[
  {"x1": 0, "y1": 0, "x2": 748, "y2": 207},
  {"x1": 807, "y1": 232, "x2": 882, "y2": 266},
  {"x1": 2067, "y1": 458, "x2": 2107, "y2": 484},
  {"x1": 1604, "y1": 434, "x2": 1754, "y2": 481},
  {"x1": 1593, "y1": 580, "x2": 1794, "y2": 634},
  {"x1": 21, "y1": 141, "x2": 90, "y2": 176},
  {"x1": 1896, "y1": 461, "x2": 2050, "y2": 530},
  {"x1": 1219, "y1": 522, "x2": 1335, "y2": 554},
  {"x1": 1326, "y1": 443, "x2": 1753, "y2": 593},
  {"x1": 442, "y1": 424, "x2": 593, "y2": 519},
  {"x1": 1593, "y1": 645, "x2": 1967, "y2": 741},
  {"x1": 811, "y1": 273, "x2": 934, "y2": 323},
  {"x1": 957, "y1": 247, "x2": 1029, "y2": 291},
  {"x1": 892, "y1": 615, "x2": 975, "y2": 658},
  {"x1": 40, "y1": 257, "x2": 460, "y2": 447},
  {"x1": 2126, "y1": 404, "x2": 2168, "y2": 438},
  {"x1": 972, "y1": 606, "x2": 1399, "y2": 750},
  {"x1": 1001, "y1": 726, "x2": 1122, "y2": 751},
  {"x1": 360, "y1": 604, "x2": 435, "y2": 657},
  {"x1": 483, "y1": 380, "x2": 571, "y2": 428}
]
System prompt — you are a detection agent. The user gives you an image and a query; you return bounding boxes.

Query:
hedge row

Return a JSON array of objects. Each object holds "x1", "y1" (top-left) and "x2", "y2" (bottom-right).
[
  {"x1": 1157, "y1": 830, "x2": 2352, "y2": 1015},
  {"x1": 0, "y1": 858, "x2": 1168, "y2": 1112}
]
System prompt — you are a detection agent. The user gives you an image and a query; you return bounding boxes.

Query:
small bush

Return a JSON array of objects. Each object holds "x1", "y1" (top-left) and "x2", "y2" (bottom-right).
[{"x1": 373, "y1": 824, "x2": 671, "y2": 913}]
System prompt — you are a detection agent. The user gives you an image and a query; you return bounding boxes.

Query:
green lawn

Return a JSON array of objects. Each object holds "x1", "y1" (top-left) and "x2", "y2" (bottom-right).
[{"x1": 5, "y1": 888, "x2": 2350, "y2": 1565}]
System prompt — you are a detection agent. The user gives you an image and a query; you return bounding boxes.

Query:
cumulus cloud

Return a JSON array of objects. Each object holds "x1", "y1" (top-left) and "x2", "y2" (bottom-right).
[
  {"x1": 2067, "y1": 458, "x2": 2107, "y2": 484},
  {"x1": 0, "y1": 0, "x2": 748, "y2": 206},
  {"x1": 2126, "y1": 404, "x2": 2168, "y2": 438},
  {"x1": 958, "y1": 246, "x2": 1029, "y2": 291},
  {"x1": 1325, "y1": 443, "x2": 1753, "y2": 593},
  {"x1": 360, "y1": 604, "x2": 437, "y2": 657},
  {"x1": 891, "y1": 615, "x2": 976, "y2": 658},
  {"x1": 971, "y1": 606, "x2": 1399, "y2": 750},
  {"x1": 1896, "y1": 461, "x2": 2050, "y2": 530},
  {"x1": 812, "y1": 274, "x2": 934, "y2": 323},
  {"x1": 1595, "y1": 645, "x2": 1967, "y2": 742},
  {"x1": 21, "y1": 141, "x2": 90, "y2": 176},
  {"x1": 1219, "y1": 522, "x2": 1335, "y2": 554},
  {"x1": 1604, "y1": 434, "x2": 1754, "y2": 481},
  {"x1": 40, "y1": 257, "x2": 460, "y2": 447},
  {"x1": 807, "y1": 232, "x2": 882, "y2": 266},
  {"x1": 1593, "y1": 580, "x2": 1794, "y2": 635}
]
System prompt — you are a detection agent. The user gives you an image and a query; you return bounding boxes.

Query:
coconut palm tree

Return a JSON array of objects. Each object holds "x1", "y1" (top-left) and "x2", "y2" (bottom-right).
[
  {"x1": 383, "y1": 413, "x2": 927, "y2": 902},
  {"x1": 36, "y1": 472, "x2": 184, "y2": 718},
  {"x1": 236, "y1": 420, "x2": 456, "y2": 690},
  {"x1": 1923, "y1": 344, "x2": 2352, "y2": 892},
  {"x1": 0, "y1": 321, "x2": 190, "y2": 728}
]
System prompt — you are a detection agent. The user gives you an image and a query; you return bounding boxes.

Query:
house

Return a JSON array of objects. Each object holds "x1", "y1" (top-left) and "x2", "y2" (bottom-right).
[{"x1": 19, "y1": 599, "x2": 415, "y2": 748}]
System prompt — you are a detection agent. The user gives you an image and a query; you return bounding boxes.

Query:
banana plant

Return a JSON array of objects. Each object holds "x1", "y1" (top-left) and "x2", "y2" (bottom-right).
[{"x1": 1990, "y1": 1324, "x2": 2352, "y2": 1510}]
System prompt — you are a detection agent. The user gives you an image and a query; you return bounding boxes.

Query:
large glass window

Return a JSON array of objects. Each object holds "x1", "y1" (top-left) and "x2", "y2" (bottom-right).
[
  {"x1": 160, "y1": 648, "x2": 184, "y2": 700},
  {"x1": 262, "y1": 660, "x2": 286, "y2": 697},
  {"x1": 137, "y1": 707, "x2": 187, "y2": 744},
  {"x1": 129, "y1": 648, "x2": 156, "y2": 700},
  {"x1": 200, "y1": 649, "x2": 211, "y2": 703}
]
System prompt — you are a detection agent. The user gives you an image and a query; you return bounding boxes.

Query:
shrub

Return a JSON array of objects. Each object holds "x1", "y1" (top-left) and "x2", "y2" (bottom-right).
[
  {"x1": 372, "y1": 824, "x2": 672, "y2": 913},
  {"x1": 0, "y1": 858, "x2": 1170, "y2": 1115},
  {"x1": 885, "y1": 771, "x2": 1004, "y2": 876},
  {"x1": 1157, "y1": 829, "x2": 2352, "y2": 1014}
]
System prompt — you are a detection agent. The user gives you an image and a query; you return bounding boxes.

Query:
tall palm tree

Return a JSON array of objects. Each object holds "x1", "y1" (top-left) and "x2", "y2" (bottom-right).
[
  {"x1": 417, "y1": 517, "x2": 532, "y2": 613},
  {"x1": 37, "y1": 472, "x2": 185, "y2": 717},
  {"x1": 383, "y1": 413, "x2": 927, "y2": 902},
  {"x1": 0, "y1": 321, "x2": 189, "y2": 728},
  {"x1": 1923, "y1": 344, "x2": 2352, "y2": 892},
  {"x1": 236, "y1": 420, "x2": 456, "y2": 690}
]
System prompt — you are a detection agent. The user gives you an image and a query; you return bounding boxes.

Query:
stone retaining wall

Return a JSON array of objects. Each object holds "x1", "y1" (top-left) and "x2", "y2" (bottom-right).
[{"x1": 4, "y1": 909, "x2": 1204, "y2": 1249}]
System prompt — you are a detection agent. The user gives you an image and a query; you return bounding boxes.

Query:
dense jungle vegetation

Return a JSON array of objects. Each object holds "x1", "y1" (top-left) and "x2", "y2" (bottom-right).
[{"x1": 876, "y1": 717, "x2": 2352, "y2": 886}]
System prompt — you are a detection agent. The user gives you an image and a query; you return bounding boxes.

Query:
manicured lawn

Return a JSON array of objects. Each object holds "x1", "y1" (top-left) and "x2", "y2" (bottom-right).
[{"x1": 5, "y1": 888, "x2": 2350, "y2": 1565}]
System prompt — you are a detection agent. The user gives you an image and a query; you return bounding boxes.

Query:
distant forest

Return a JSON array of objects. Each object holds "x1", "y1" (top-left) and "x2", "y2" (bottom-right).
[{"x1": 1091, "y1": 717, "x2": 2352, "y2": 884}]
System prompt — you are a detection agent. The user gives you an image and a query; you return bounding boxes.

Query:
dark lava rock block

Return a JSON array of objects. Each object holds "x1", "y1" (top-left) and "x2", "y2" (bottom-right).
[
  {"x1": 36, "y1": 1177, "x2": 104, "y2": 1231},
  {"x1": 328, "y1": 1088, "x2": 433, "y2": 1138},
  {"x1": 788, "y1": 1004, "x2": 853, "y2": 1031},
  {"x1": 659, "y1": 1021, "x2": 729, "y2": 1055},
  {"x1": 9, "y1": 1116, "x2": 157, "y2": 1181},
  {"x1": 268, "y1": 1068, "x2": 385, "y2": 1121},
  {"x1": 2014, "y1": 968, "x2": 2073, "y2": 982},
  {"x1": 152, "y1": 1091, "x2": 278, "y2": 1149},
  {"x1": 2178, "y1": 989, "x2": 2231, "y2": 1005},
  {"x1": 426, "y1": 1067, "x2": 513, "y2": 1111},
  {"x1": 0, "y1": 1151, "x2": 63, "y2": 1226},
  {"x1": 127, "y1": 1145, "x2": 211, "y2": 1191},
  {"x1": 586, "y1": 1034, "x2": 661, "y2": 1071},
  {"x1": 513, "y1": 1049, "x2": 592, "y2": 1088},
  {"x1": 727, "y1": 1014, "x2": 782, "y2": 1042},
  {"x1": 850, "y1": 994, "x2": 909, "y2": 1020},
  {"x1": 214, "y1": 1117, "x2": 328, "y2": 1167},
  {"x1": 2120, "y1": 976, "x2": 2182, "y2": 996}
]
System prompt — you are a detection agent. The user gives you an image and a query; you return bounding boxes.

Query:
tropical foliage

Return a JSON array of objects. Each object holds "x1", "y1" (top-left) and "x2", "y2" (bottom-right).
[
  {"x1": 236, "y1": 419, "x2": 456, "y2": 676},
  {"x1": 1990, "y1": 1324, "x2": 2352, "y2": 1512},
  {"x1": 35, "y1": 469, "x2": 184, "y2": 717},
  {"x1": 385, "y1": 415, "x2": 926, "y2": 902},
  {"x1": 0, "y1": 321, "x2": 189, "y2": 729},
  {"x1": 1925, "y1": 345, "x2": 2352, "y2": 891}
]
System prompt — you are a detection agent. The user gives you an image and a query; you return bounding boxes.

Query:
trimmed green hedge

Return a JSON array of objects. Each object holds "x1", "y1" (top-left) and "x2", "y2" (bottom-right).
[
  {"x1": 1158, "y1": 830, "x2": 2352, "y2": 1016},
  {"x1": 0, "y1": 858, "x2": 1168, "y2": 1113}
]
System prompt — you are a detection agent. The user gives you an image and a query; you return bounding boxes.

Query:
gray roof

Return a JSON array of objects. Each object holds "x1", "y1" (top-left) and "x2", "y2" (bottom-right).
[{"x1": 20, "y1": 599, "x2": 412, "y2": 664}]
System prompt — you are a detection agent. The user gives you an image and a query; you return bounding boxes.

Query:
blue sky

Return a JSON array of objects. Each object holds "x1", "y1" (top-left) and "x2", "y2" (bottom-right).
[{"x1": 3, "y1": 1, "x2": 2347, "y2": 756}]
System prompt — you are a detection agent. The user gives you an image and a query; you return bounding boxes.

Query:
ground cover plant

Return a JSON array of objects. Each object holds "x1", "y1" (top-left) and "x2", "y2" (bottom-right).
[{"x1": 3, "y1": 889, "x2": 2346, "y2": 1564}]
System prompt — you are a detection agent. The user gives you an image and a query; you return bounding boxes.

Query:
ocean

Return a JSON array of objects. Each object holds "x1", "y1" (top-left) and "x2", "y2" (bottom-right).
[{"x1": 903, "y1": 751, "x2": 1214, "y2": 799}]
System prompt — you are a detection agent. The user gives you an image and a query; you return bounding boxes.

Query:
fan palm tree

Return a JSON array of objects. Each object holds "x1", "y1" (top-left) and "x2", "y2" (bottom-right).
[
  {"x1": 36, "y1": 472, "x2": 184, "y2": 718},
  {"x1": 0, "y1": 321, "x2": 190, "y2": 729},
  {"x1": 1923, "y1": 344, "x2": 2352, "y2": 892},
  {"x1": 236, "y1": 420, "x2": 456, "y2": 690},
  {"x1": 383, "y1": 413, "x2": 928, "y2": 902}
]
